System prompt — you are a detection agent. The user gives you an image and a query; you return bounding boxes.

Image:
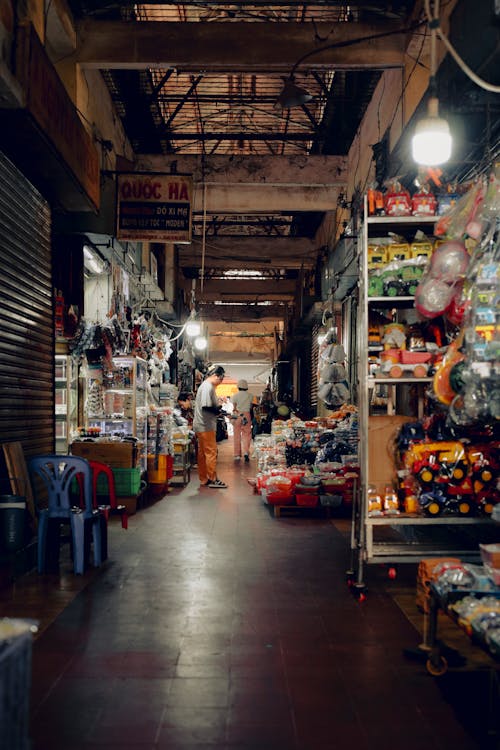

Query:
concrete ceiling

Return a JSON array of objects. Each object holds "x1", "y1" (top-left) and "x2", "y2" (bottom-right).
[{"x1": 60, "y1": 1, "x2": 422, "y2": 361}]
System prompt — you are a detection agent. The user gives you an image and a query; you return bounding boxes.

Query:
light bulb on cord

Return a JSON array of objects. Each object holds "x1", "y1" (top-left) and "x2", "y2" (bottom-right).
[
  {"x1": 194, "y1": 335, "x2": 208, "y2": 351},
  {"x1": 185, "y1": 320, "x2": 201, "y2": 337},
  {"x1": 412, "y1": 96, "x2": 452, "y2": 166}
]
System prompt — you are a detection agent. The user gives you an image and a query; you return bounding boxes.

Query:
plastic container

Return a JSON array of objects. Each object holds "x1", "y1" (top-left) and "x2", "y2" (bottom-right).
[
  {"x1": 0, "y1": 496, "x2": 26, "y2": 553},
  {"x1": 319, "y1": 494, "x2": 343, "y2": 507},
  {"x1": 97, "y1": 468, "x2": 141, "y2": 496},
  {"x1": 296, "y1": 493, "x2": 319, "y2": 507},
  {"x1": 265, "y1": 491, "x2": 295, "y2": 506},
  {"x1": 0, "y1": 618, "x2": 37, "y2": 750}
]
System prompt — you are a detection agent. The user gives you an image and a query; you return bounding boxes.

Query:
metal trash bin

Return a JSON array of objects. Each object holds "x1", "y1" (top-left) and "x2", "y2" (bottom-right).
[
  {"x1": 0, "y1": 618, "x2": 38, "y2": 750},
  {"x1": 0, "y1": 496, "x2": 27, "y2": 553}
]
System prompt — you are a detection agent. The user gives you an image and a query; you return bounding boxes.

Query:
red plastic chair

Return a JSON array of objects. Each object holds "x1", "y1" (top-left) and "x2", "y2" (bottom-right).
[{"x1": 76, "y1": 461, "x2": 128, "y2": 529}]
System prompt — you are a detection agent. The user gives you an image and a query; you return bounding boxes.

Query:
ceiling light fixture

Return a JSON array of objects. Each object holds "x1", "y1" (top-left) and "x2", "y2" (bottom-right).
[
  {"x1": 412, "y1": 1, "x2": 451, "y2": 166},
  {"x1": 276, "y1": 78, "x2": 313, "y2": 109},
  {"x1": 83, "y1": 244, "x2": 108, "y2": 275},
  {"x1": 275, "y1": 20, "x2": 426, "y2": 110},
  {"x1": 194, "y1": 335, "x2": 208, "y2": 351},
  {"x1": 184, "y1": 309, "x2": 202, "y2": 337},
  {"x1": 411, "y1": 94, "x2": 452, "y2": 166}
]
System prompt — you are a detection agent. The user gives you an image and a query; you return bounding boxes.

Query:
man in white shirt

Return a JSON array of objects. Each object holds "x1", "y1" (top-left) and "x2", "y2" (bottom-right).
[{"x1": 193, "y1": 365, "x2": 227, "y2": 488}]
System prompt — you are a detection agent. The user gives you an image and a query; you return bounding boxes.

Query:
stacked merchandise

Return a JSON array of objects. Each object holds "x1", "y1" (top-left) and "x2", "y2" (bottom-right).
[
  {"x1": 317, "y1": 331, "x2": 350, "y2": 411},
  {"x1": 146, "y1": 408, "x2": 175, "y2": 494},
  {"x1": 428, "y1": 552, "x2": 500, "y2": 660},
  {"x1": 252, "y1": 412, "x2": 359, "y2": 513},
  {"x1": 367, "y1": 171, "x2": 499, "y2": 518}
]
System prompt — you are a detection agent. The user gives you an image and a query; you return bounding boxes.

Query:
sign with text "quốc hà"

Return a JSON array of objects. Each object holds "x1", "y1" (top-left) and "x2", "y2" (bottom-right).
[{"x1": 116, "y1": 173, "x2": 193, "y2": 243}]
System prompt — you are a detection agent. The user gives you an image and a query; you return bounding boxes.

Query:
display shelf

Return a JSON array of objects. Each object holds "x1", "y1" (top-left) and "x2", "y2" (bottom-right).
[
  {"x1": 171, "y1": 440, "x2": 191, "y2": 486},
  {"x1": 83, "y1": 355, "x2": 147, "y2": 471},
  {"x1": 352, "y1": 198, "x2": 494, "y2": 588},
  {"x1": 369, "y1": 377, "x2": 433, "y2": 384},
  {"x1": 55, "y1": 353, "x2": 78, "y2": 453}
]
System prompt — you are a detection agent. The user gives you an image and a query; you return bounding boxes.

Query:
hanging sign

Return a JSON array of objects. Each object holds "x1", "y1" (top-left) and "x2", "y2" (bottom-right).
[{"x1": 116, "y1": 173, "x2": 192, "y2": 243}]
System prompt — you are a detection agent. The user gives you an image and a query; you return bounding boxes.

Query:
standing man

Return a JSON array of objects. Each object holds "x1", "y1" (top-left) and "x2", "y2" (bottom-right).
[
  {"x1": 193, "y1": 365, "x2": 227, "y2": 488},
  {"x1": 231, "y1": 379, "x2": 255, "y2": 462}
]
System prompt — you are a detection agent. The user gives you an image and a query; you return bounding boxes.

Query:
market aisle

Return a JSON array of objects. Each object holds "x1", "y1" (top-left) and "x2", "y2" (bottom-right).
[{"x1": 28, "y1": 441, "x2": 482, "y2": 750}]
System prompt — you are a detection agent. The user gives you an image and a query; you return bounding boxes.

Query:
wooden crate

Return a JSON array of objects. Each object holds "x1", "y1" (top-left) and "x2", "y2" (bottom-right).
[{"x1": 71, "y1": 441, "x2": 142, "y2": 468}]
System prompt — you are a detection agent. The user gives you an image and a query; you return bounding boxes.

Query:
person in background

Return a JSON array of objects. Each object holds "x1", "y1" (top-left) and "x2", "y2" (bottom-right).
[
  {"x1": 177, "y1": 392, "x2": 194, "y2": 426},
  {"x1": 193, "y1": 365, "x2": 227, "y2": 488},
  {"x1": 231, "y1": 379, "x2": 255, "y2": 462},
  {"x1": 176, "y1": 391, "x2": 197, "y2": 466}
]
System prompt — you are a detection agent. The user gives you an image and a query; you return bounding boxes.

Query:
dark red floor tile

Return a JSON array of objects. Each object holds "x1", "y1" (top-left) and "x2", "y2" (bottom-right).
[{"x1": 17, "y1": 443, "x2": 487, "y2": 750}]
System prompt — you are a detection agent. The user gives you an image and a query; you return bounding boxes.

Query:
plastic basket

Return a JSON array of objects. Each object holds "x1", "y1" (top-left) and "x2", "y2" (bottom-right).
[
  {"x1": 296, "y1": 494, "x2": 319, "y2": 507},
  {"x1": 97, "y1": 467, "x2": 141, "y2": 496},
  {"x1": 265, "y1": 491, "x2": 295, "y2": 506},
  {"x1": 0, "y1": 620, "x2": 36, "y2": 750}
]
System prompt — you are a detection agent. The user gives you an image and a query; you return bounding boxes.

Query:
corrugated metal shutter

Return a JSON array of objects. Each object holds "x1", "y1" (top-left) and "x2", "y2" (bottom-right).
[{"x1": 0, "y1": 150, "x2": 53, "y2": 456}]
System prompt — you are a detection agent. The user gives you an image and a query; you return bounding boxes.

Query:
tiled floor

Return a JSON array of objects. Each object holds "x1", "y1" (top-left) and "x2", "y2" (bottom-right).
[{"x1": 1, "y1": 441, "x2": 497, "y2": 749}]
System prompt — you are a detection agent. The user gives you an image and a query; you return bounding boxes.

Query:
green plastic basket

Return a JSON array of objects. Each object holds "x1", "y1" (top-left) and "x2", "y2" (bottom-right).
[{"x1": 97, "y1": 467, "x2": 142, "y2": 496}]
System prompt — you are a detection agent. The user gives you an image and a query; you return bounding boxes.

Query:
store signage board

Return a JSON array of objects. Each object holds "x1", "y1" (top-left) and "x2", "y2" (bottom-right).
[{"x1": 116, "y1": 173, "x2": 193, "y2": 243}]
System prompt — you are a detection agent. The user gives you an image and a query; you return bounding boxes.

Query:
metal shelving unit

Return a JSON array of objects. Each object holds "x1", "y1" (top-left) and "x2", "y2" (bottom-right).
[
  {"x1": 84, "y1": 355, "x2": 148, "y2": 471},
  {"x1": 352, "y1": 200, "x2": 492, "y2": 589},
  {"x1": 55, "y1": 351, "x2": 78, "y2": 453}
]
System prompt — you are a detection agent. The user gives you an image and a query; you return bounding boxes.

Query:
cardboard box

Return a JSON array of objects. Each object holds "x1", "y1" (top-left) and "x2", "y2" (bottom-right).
[
  {"x1": 368, "y1": 415, "x2": 412, "y2": 490},
  {"x1": 71, "y1": 441, "x2": 142, "y2": 468}
]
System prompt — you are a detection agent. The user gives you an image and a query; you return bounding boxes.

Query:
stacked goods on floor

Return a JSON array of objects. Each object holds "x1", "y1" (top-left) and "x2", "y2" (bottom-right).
[
  {"x1": 252, "y1": 411, "x2": 359, "y2": 514},
  {"x1": 426, "y1": 553, "x2": 500, "y2": 662}
]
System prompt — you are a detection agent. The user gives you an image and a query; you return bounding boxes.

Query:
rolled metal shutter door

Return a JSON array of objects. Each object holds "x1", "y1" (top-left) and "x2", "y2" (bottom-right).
[{"x1": 0, "y1": 150, "x2": 53, "y2": 455}]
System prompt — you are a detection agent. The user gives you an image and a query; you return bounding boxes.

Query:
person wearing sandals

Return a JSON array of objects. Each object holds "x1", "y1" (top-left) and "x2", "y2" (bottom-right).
[
  {"x1": 193, "y1": 365, "x2": 228, "y2": 488},
  {"x1": 231, "y1": 379, "x2": 255, "y2": 462}
]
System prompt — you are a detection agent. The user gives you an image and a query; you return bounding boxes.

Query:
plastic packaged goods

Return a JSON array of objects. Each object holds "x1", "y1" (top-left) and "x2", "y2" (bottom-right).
[
  {"x1": 367, "y1": 485, "x2": 383, "y2": 516},
  {"x1": 383, "y1": 484, "x2": 400, "y2": 514}
]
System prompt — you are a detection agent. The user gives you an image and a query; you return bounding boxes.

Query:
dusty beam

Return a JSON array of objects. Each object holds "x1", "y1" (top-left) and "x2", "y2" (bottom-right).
[
  {"x1": 135, "y1": 154, "x2": 347, "y2": 185},
  {"x1": 181, "y1": 237, "x2": 318, "y2": 270},
  {"x1": 75, "y1": 20, "x2": 406, "y2": 71}
]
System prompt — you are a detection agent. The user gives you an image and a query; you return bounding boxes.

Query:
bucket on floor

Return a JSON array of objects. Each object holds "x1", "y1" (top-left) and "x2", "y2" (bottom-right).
[{"x1": 0, "y1": 496, "x2": 27, "y2": 553}]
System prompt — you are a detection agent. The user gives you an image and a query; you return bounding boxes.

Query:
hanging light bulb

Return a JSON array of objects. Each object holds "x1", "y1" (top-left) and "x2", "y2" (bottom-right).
[
  {"x1": 185, "y1": 309, "x2": 201, "y2": 337},
  {"x1": 185, "y1": 319, "x2": 201, "y2": 337},
  {"x1": 412, "y1": 96, "x2": 452, "y2": 166},
  {"x1": 412, "y1": 2, "x2": 452, "y2": 168},
  {"x1": 194, "y1": 335, "x2": 208, "y2": 351}
]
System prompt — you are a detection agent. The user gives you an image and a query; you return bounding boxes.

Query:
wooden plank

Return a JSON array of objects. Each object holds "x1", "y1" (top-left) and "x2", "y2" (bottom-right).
[{"x1": 2, "y1": 442, "x2": 36, "y2": 522}]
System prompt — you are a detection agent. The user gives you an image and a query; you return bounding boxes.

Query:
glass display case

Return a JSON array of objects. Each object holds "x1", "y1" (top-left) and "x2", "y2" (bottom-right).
[
  {"x1": 55, "y1": 354, "x2": 78, "y2": 453},
  {"x1": 83, "y1": 355, "x2": 148, "y2": 470}
]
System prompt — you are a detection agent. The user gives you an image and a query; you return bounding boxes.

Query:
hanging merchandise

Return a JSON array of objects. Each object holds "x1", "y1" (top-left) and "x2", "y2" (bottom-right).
[
  {"x1": 69, "y1": 316, "x2": 128, "y2": 364},
  {"x1": 317, "y1": 327, "x2": 350, "y2": 410}
]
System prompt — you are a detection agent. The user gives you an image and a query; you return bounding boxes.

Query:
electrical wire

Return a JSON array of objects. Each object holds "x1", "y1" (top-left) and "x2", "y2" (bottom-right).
[
  {"x1": 288, "y1": 20, "x2": 426, "y2": 79},
  {"x1": 424, "y1": 0, "x2": 500, "y2": 94}
]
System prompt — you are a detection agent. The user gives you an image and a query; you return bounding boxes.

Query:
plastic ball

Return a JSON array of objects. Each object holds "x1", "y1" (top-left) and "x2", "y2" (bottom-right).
[
  {"x1": 415, "y1": 277, "x2": 455, "y2": 318},
  {"x1": 429, "y1": 241, "x2": 469, "y2": 282}
]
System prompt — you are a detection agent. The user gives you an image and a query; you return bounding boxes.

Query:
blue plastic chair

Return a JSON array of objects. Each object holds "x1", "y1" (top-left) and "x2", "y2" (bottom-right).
[{"x1": 28, "y1": 455, "x2": 105, "y2": 575}]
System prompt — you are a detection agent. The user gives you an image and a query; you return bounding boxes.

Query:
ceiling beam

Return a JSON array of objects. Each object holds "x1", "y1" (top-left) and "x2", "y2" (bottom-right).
[
  {"x1": 134, "y1": 154, "x2": 347, "y2": 184},
  {"x1": 182, "y1": 278, "x2": 297, "y2": 298},
  {"x1": 180, "y1": 236, "x2": 318, "y2": 269},
  {"x1": 75, "y1": 20, "x2": 406, "y2": 72}
]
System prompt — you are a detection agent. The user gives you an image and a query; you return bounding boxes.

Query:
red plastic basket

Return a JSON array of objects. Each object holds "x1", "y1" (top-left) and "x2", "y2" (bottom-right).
[
  {"x1": 266, "y1": 491, "x2": 295, "y2": 506},
  {"x1": 296, "y1": 494, "x2": 319, "y2": 507}
]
